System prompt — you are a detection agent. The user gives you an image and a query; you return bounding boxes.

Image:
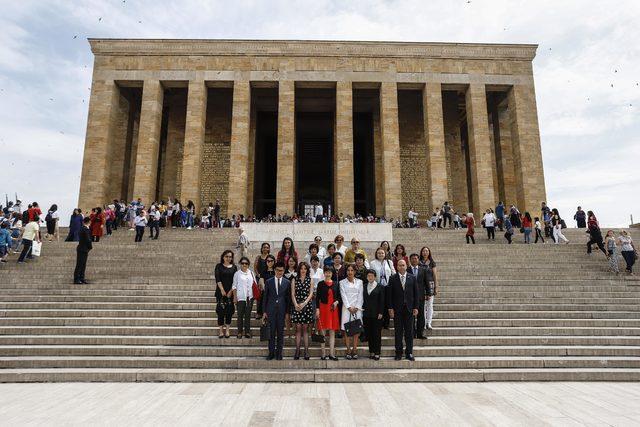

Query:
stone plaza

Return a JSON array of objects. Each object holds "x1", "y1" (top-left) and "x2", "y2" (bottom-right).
[{"x1": 78, "y1": 39, "x2": 546, "y2": 218}]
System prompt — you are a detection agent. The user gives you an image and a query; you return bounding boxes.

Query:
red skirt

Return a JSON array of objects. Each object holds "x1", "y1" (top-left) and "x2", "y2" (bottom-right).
[{"x1": 318, "y1": 285, "x2": 340, "y2": 331}]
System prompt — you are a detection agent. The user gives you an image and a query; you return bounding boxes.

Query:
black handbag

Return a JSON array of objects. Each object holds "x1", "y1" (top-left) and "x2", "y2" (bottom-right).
[
  {"x1": 311, "y1": 320, "x2": 325, "y2": 343},
  {"x1": 344, "y1": 313, "x2": 364, "y2": 337},
  {"x1": 216, "y1": 296, "x2": 230, "y2": 316},
  {"x1": 260, "y1": 322, "x2": 270, "y2": 341}
]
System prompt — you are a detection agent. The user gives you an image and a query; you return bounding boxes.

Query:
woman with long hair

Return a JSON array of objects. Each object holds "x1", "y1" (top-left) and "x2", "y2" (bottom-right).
[
  {"x1": 392, "y1": 244, "x2": 408, "y2": 271},
  {"x1": 65, "y1": 208, "x2": 83, "y2": 242},
  {"x1": 253, "y1": 242, "x2": 271, "y2": 320},
  {"x1": 464, "y1": 213, "x2": 475, "y2": 244},
  {"x1": 340, "y1": 264, "x2": 363, "y2": 360},
  {"x1": 586, "y1": 211, "x2": 606, "y2": 255},
  {"x1": 284, "y1": 256, "x2": 298, "y2": 338},
  {"x1": 45, "y1": 204, "x2": 59, "y2": 241},
  {"x1": 291, "y1": 262, "x2": 314, "y2": 359},
  {"x1": 521, "y1": 211, "x2": 533, "y2": 244},
  {"x1": 419, "y1": 246, "x2": 439, "y2": 330},
  {"x1": 232, "y1": 256, "x2": 255, "y2": 338},
  {"x1": 214, "y1": 250, "x2": 237, "y2": 338},
  {"x1": 379, "y1": 241, "x2": 392, "y2": 260},
  {"x1": 370, "y1": 247, "x2": 395, "y2": 329},
  {"x1": 605, "y1": 230, "x2": 620, "y2": 275},
  {"x1": 277, "y1": 237, "x2": 298, "y2": 266}
]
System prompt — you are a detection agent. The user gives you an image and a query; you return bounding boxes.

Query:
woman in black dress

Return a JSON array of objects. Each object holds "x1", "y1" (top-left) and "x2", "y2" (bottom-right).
[
  {"x1": 214, "y1": 250, "x2": 237, "y2": 338},
  {"x1": 291, "y1": 262, "x2": 314, "y2": 360},
  {"x1": 253, "y1": 243, "x2": 271, "y2": 319}
]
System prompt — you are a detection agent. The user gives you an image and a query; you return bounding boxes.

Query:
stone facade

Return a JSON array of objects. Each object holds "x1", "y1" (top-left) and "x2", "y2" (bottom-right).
[{"x1": 79, "y1": 39, "x2": 546, "y2": 219}]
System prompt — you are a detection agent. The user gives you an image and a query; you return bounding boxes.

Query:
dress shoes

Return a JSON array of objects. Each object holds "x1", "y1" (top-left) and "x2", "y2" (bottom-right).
[
  {"x1": 73, "y1": 280, "x2": 84, "y2": 285},
  {"x1": 266, "y1": 353, "x2": 275, "y2": 361},
  {"x1": 406, "y1": 354, "x2": 415, "y2": 361},
  {"x1": 394, "y1": 354, "x2": 402, "y2": 361},
  {"x1": 82, "y1": 280, "x2": 90, "y2": 284},
  {"x1": 276, "y1": 354, "x2": 283, "y2": 360}
]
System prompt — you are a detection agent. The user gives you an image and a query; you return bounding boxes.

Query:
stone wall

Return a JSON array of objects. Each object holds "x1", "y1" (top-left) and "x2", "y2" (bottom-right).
[
  {"x1": 200, "y1": 88, "x2": 232, "y2": 213},
  {"x1": 398, "y1": 90, "x2": 429, "y2": 218}
]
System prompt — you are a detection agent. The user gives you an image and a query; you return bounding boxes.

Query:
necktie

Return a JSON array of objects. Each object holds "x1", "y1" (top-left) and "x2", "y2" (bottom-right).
[
  {"x1": 413, "y1": 267, "x2": 417, "y2": 276},
  {"x1": 276, "y1": 279, "x2": 280, "y2": 296},
  {"x1": 401, "y1": 275, "x2": 405, "y2": 290}
]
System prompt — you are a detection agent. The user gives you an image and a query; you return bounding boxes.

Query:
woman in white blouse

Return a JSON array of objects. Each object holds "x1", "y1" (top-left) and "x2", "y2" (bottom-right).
[
  {"x1": 340, "y1": 264, "x2": 364, "y2": 359},
  {"x1": 232, "y1": 256, "x2": 255, "y2": 339},
  {"x1": 369, "y1": 247, "x2": 395, "y2": 329}
]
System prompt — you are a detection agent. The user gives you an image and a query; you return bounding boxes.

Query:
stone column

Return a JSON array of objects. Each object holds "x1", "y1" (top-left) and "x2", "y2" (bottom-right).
[
  {"x1": 372, "y1": 108, "x2": 384, "y2": 217},
  {"x1": 379, "y1": 82, "x2": 402, "y2": 220},
  {"x1": 276, "y1": 80, "x2": 296, "y2": 215},
  {"x1": 179, "y1": 80, "x2": 208, "y2": 211},
  {"x1": 132, "y1": 80, "x2": 164, "y2": 205},
  {"x1": 78, "y1": 80, "x2": 119, "y2": 212},
  {"x1": 246, "y1": 106, "x2": 257, "y2": 216},
  {"x1": 335, "y1": 81, "x2": 355, "y2": 216},
  {"x1": 498, "y1": 105, "x2": 517, "y2": 205},
  {"x1": 227, "y1": 80, "x2": 252, "y2": 217},
  {"x1": 508, "y1": 84, "x2": 547, "y2": 213},
  {"x1": 465, "y1": 83, "x2": 496, "y2": 216},
  {"x1": 423, "y1": 82, "x2": 449, "y2": 213}
]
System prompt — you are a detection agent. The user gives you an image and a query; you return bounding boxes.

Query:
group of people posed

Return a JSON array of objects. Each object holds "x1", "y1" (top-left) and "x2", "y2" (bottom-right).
[{"x1": 214, "y1": 235, "x2": 439, "y2": 361}]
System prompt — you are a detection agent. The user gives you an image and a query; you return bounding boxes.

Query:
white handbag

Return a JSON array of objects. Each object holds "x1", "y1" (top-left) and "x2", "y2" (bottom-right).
[{"x1": 31, "y1": 241, "x2": 42, "y2": 257}]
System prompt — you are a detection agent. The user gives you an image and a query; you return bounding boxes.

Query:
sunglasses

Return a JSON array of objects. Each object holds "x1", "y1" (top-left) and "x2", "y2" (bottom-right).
[
  {"x1": 266, "y1": 259, "x2": 274, "y2": 263},
  {"x1": 240, "y1": 262, "x2": 249, "y2": 266}
]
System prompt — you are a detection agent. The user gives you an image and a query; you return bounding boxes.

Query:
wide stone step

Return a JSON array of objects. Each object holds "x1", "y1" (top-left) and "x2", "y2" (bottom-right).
[
  {"x1": 2, "y1": 325, "x2": 639, "y2": 337},
  {"x1": 3, "y1": 317, "x2": 640, "y2": 328},
  {"x1": 1, "y1": 345, "x2": 638, "y2": 357},
  {"x1": 2, "y1": 355, "x2": 639, "y2": 370},
  {"x1": 2, "y1": 335, "x2": 639, "y2": 346},
  {"x1": 2, "y1": 367, "x2": 640, "y2": 382}
]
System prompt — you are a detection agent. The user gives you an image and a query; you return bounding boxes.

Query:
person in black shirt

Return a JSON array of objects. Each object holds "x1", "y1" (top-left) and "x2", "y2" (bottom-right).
[
  {"x1": 74, "y1": 217, "x2": 93, "y2": 284},
  {"x1": 214, "y1": 250, "x2": 237, "y2": 338}
]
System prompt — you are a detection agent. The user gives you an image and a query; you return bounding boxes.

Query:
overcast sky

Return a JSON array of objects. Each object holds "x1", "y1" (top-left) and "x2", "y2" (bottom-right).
[{"x1": 1, "y1": 0, "x2": 639, "y2": 226}]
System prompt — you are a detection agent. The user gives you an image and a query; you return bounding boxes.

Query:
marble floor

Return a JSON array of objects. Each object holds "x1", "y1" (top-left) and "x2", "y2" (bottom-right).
[{"x1": 0, "y1": 382, "x2": 639, "y2": 426}]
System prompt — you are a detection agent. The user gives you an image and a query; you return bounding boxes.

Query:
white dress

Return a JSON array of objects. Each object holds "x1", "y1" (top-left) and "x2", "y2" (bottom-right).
[{"x1": 340, "y1": 278, "x2": 363, "y2": 331}]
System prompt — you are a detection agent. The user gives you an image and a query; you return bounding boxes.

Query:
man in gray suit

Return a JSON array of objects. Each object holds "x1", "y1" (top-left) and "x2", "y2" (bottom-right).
[{"x1": 262, "y1": 262, "x2": 290, "y2": 360}]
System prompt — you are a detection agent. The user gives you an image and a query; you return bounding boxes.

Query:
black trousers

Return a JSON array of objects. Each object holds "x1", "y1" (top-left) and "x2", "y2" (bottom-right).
[
  {"x1": 535, "y1": 229, "x2": 544, "y2": 243},
  {"x1": 466, "y1": 234, "x2": 475, "y2": 244},
  {"x1": 268, "y1": 312, "x2": 286, "y2": 357},
  {"x1": 442, "y1": 212, "x2": 452, "y2": 227},
  {"x1": 622, "y1": 251, "x2": 635, "y2": 273},
  {"x1": 394, "y1": 307, "x2": 415, "y2": 356},
  {"x1": 105, "y1": 220, "x2": 112, "y2": 235},
  {"x1": 587, "y1": 238, "x2": 607, "y2": 255},
  {"x1": 135, "y1": 226, "x2": 145, "y2": 242},
  {"x1": 363, "y1": 317, "x2": 382, "y2": 355},
  {"x1": 505, "y1": 232, "x2": 512, "y2": 244},
  {"x1": 74, "y1": 250, "x2": 88, "y2": 282},
  {"x1": 415, "y1": 298, "x2": 426, "y2": 336},
  {"x1": 486, "y1": 226, "x2": 495, "y2": 240},
  {"x1": 149, "y1": 220, "x2": 159, "y2": 239},
  {"x1": 17, "y1": 239, "x2": 33, "y2": 262}
]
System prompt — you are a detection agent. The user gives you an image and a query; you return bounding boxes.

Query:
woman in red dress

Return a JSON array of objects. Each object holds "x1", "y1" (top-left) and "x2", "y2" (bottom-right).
[
  {"x1": 315, "y1": 266, "x2": 341, "y2": 360},
  {"x1": 89, "y1": 207, "x2": 105, "y2": 242},
  {"x1": 392, "y1": 244, "x2": 409, "y2": 271},
  {"x1": 465, "y1": 213, "x2": 475, "y2": 244}
]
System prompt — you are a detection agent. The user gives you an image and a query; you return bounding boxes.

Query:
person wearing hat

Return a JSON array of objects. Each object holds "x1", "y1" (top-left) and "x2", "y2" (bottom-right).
[{"x1": 362, "y1": 268, "x2": 385, "y2": 360}]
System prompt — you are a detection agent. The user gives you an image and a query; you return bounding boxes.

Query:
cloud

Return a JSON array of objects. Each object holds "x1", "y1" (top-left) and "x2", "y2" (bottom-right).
[{"x1": 1, "y1": 0, "x2": 639, "y2": 227}]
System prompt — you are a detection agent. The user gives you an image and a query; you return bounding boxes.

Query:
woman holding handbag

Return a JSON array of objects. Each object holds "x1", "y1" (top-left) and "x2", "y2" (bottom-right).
[
  {"x1": 290, "y1": 262, "x2": 314, "y2": 360},
  {"x1": 232, "y1": 256, "x2": 254, "y2": 338},
  {"x1": 316, "y1": 266, "x2": 341, "y2": 360},
  {"x1": 370, "y1": 247, "x2": 395, "y2": 329},
  {"x1": 340, "y1": 264, "x2": 364, "y2": 360},
  {"x1": 214, "y1": 250, "x2": 237, "y2": 339},
  {"x1": 618, "y1": 230, "x2": 636, "y2": 275},
  {"x1": 362, "y1": 269, "x2": 385, "y2": 360}
]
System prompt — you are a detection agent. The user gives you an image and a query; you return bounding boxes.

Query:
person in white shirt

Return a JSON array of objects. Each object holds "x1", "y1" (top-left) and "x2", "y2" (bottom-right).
[
  {"x1": 369, "y1": 247, "x2": 395, "y2": 329},
  {"x1": 304, "y1": 243, "x2": 323, "y2": 265},
  {"x1": 232, "y1": 256, "x2": 255, "y2": 338},
  {"x1": 17, "y1": 215, "x2": 40, "y2": 263},
  {"x1": 534, "y1": 217, "x2": 545, "y2": 244},
  {"x1": 340, "y1": 264, "x2": 364, "y2": 360},
  {"x1": 134, "y1": 210, "x2": 148, "y2": 242},
  {"x1": 314, "y1": 203, "x2": 323, "y2": 222},
  {"x1": 408, "y1": 208, "x2": 418, "y2": 228},
  {"x1": 313, "y1": 236, "x2": 327, "y2": 260},
  {"x1": 236, "y1": 227, "x2": 250, "y2": 258},
  {"x1": 334, "y1": 235, "x2": 347, "y2": 256},
  {"x1": 309, "y1": 256, "x2": 324, "y2": 291},
  {"x1": 482, "y1": 209, "x2": 496, "y2": 240},
  {"x1": 149, "y1": 206, "x2": 161, "y2": 240}
]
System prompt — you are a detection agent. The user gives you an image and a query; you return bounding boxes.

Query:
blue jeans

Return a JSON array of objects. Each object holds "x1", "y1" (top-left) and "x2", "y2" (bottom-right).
[{"x1": 524, "y1": 227, "x2": 532, "y2": 243}]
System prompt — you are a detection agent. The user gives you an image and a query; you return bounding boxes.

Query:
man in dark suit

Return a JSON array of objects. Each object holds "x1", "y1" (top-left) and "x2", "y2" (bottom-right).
[
  {"x1": 262, "y1": 262, "x2": 290, "y2": 360},
  {"x1": 388, "y1": 259, "x2": 419, "y2": 360},
  {"x1": 74, "y1": 217, "x2": 93, "y2": 284},
  {"x1": 408, "y1": 254, "x2": 428, "y2": 339}
]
